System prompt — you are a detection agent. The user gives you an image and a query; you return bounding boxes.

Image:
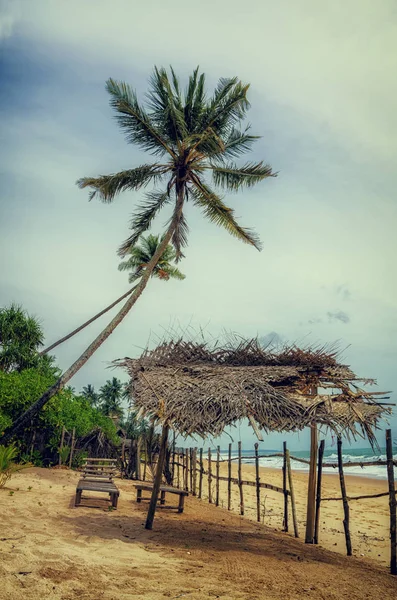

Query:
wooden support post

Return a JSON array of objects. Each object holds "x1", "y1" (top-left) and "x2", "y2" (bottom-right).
[
  {"x1": 198, "y1": 448, "x2": 203, "y2": 499},
  {"x1": 255, "y1": 442, "x2": 261, "y2": 523},
  {"x1": 184, "y1": 448, "x2": 189, "y2": 491},
  {"x1": 215, "y1": 446, "x2": 220, "y2": 506},
  {"x1": 305, "y1": 422, "x2": 318, "y2": 543},
  {"x1": 386, "y1": 429, "x2": 396, "y2": 575},
  {"x1": 337, "y1": 437, "x2": 352, "y2": 556},
  {"x1": 282, "y1": 441, "x2": 288, "y2": 532},
  {"x1": 68, "y1": 427, "x2": 75, "y2": 468},
  {"x1": 136, "y1": 436, "x2": 142, "y2": 480},
  {"x1": 145, "y1": 424, "x2": 169, "y2": 530},
  {"x1": 208, "y1": 448, "x2": 212, "y2": 503},
  {"x1": 238, "y1": 441, "x2": 244, "y2": 516},
  {"x1": 314, "y1": 439, "x2": 325, "y2": 544},
  {"x1": 192, "y1": 447, "x2": 197, "y2": 496},
  {"x1": 286, "y1": 448, "x2": 299, "y2": 538},
  {"x1": 227, "y1": 443, "x2": 232, "y2": 511},
  {"x1": 59, "y1": 425, "x2": 65, "y2": 466}
]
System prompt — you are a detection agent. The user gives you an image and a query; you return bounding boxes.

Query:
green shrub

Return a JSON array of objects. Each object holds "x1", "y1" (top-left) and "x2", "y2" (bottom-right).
[{"x1": 0, "y1": 445, "x2": 30, "y2": 488}]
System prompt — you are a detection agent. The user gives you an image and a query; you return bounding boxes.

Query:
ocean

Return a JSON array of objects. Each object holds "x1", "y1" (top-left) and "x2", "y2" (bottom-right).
[{"x1": 219, "y1": 446, "x2": 391, "y2": 479}]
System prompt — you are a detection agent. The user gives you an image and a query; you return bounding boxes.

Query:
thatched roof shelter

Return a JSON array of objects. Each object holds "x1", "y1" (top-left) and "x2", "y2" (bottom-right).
[{"x1": 115, "y1": 337, "x2": 392, "y2": 446}]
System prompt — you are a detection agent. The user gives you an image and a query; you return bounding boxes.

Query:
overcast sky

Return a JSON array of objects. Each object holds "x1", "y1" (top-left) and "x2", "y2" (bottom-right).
[{"x1": 1, "y1": 0, "x2": 396, "y2": 451}]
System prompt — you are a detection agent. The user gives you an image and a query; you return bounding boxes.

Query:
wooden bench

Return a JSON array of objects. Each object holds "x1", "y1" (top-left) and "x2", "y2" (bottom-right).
[
  {"x1": 75, "y1": 458, "x2": 120, "y2": 508},
  {"x1": 75, "y1": 479, "x2": 120, "y2": 508},
  {"x1": 135, "y1": 483, "x2": 188, "y2": 513}
]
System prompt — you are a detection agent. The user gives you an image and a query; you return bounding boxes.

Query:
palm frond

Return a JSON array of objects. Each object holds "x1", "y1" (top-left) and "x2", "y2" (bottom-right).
[
  {"x1": 190, "y1": 177, "x2": 262, "y2": 250},
  {"x1": 106, "y1": 78, "x2": 176, "y2": 157},
  {"x1": 118, "y1": 189, "x2": 171, "y2": 256},
  {"x1": 147, "y1": 67, "x2": 187, "y2": 144},
  {"x1": 161, "y1": 265, "x2": 186, "y2": 280},
  {"x1": 210, "y1": 161, "x2": 276, "y2": 191},
  {"x1": 77, "y1": 165, "x2": 167, "y2": 203},
  {"x1": 184, "y1": 67, "x2": 206, "y2": 133},
  {"x1": 208, "y1": 126, "x2": 260, "y2": 160},
  {"x1": 201, "y1": 78, "x2": 250, "y2": 137}
]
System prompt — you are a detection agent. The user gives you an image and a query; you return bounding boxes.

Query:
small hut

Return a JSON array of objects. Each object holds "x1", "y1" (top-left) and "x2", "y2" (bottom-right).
[{"x1": 115, "y1": 337, "x2": 391, "y2": 531}]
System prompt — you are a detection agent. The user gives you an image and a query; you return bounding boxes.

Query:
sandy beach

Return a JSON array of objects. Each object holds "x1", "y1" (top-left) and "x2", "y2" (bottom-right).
[{"x1": 1, "y1": 466, "x2": 396, "y2": 600}]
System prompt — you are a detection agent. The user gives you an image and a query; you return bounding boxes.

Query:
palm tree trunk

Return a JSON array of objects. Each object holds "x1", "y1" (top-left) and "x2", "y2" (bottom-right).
[
  {"x1": 0, "y1": 193, "x2": 184, "y2": 445},
  {"x1": 40, "y1": 285, "x2": 138, "y2": 355}
]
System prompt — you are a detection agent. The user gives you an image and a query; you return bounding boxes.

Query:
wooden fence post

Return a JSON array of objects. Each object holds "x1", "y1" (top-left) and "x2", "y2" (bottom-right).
[
  {"x1": 386, "y1": 429, "x2": 396, "y2": 575},
  {"x1": 305, "y1": 422, "x2": 318, "y2": 543},
  {"x1": 255, "y1": 442, "x2": 261, "y2": 523},
  {"x1": 337, "y1": 437, "x2": 352, "y2": 556},
  {"x1": 283, "y1": 441, "x2": 288, "y2": 532},
  {"x1": 184, "y1": 448, "x2": 189, "y2": 491},
  {"x1": 314, "y1": 439, "x2": 325, "y2": 544},
  {"x1": 193, "y1": 447, "x2": 197, "y2": 496},
  {"x1": 227, "y1": 443, "x2": 232, "y2": 511},
  {"x1": 59, "y1": 425, "x2": 65, "y2": 466},
  {"x1": 68, "y1": 427, "x2": 75, "y2": 468},
  {"x1": 238, "y1": 441, "x2": 244, "y2": 516},
  {"x1": 171, "y1": 434, "x2": 176, "y2": 486},
  {"x1": 143, "y1": 440, "x2": 148, "y2": 481},
  {"x1": 208, "y1": 448, "x2": 212, "y2": 503},
  {"x1": 286, "y1": 448, "x2": 299, "y2": 538},
  {"x1": 216, "y1": 446, "x2": 220, "y2": 506},
  {"x1": 198, "y1": 448, "x2": 203, "y2": 499},
  {"x1": 177, "y1": 448, "x2": 180, "y2": 488},
  {"x1": 189, "y1": 448, "x2": 193, "y2": 492}
]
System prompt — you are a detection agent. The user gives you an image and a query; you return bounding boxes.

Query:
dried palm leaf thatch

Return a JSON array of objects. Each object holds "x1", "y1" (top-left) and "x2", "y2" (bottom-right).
[{"x1": 114, "y1": 337, "x2": 391, "y2": 443}]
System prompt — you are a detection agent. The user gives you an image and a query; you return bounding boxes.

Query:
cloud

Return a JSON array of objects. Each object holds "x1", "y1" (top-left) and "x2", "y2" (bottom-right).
[
  {"x1": 259, "y1": 332, "x2": 284, "y2": 348},
  {"x1": 327, "y1": 311, "x2": 350, "y2": 324},
  {"x1": 0, "y1": 0, "x2": 18, "y2": 40}
]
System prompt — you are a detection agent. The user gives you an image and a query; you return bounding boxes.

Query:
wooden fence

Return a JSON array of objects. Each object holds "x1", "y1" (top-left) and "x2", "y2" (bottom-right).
[{"x1": 167, "y1": 429, "x2": 396, "y2": 576}]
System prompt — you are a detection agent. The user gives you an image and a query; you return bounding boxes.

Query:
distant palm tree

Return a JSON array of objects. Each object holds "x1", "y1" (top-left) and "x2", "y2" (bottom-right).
[
  {"x1": 99, "y1": 377, "x2": 124, "y2": 418},
  {"x1": 1, "y1": 67, "x2": 275, "y2": 444},
  {"x1": 41, "y1": 235, "x2": 184, "y2": 356},
  {"x1": 81, "y1": 384, "x2": 99, "y2": 406},
  {"x1": 118, "y1": 234, "x2": 185, "y2": 282}
]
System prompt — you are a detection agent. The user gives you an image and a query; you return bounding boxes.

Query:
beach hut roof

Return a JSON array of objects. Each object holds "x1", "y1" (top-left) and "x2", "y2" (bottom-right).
[{"x1": 114, "y1": 337, "x2": 391, "y2": 446}]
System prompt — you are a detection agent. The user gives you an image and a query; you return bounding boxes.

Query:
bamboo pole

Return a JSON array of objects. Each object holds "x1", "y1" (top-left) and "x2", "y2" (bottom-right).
[
  {"x1": 198, "y1": 448, "x2": 203, "y2": 498},
  {"x1": 337, "y1": 437, "x2": 352, "y2": 556},
  {"x1": 386, "y1": 429, "x2": 396, "y2": 575},
  {"x1": 193, "y1": 447, "x2": 198, "y2": 496},
  {"x1": 145, "y1": 424, "x2": 169, "y2": 530},
  {"x1": 215, "y1": 446, "x2": 220, "y2": 506},
  {"x1": 68, "y1": 427, "x2": 75, "y2": 468},
  {"x1": 255, "y1": 442, "x2": 261, "y2": 523},
  {"x1": 171, "y1": 433, "x2": 176, "y2": 486},
  {"x1": 238, "y1": 441, "x2": 244, "y2": 515},
  {"x1": 59, "y1": 425, "x2": 65, "y2": 466},
  {"x1": 305, "y1": 422, "x2": 318, "y2": 543},
  {"x1": 282, "y1": 441, "x2": 288, "y2": 532},
  {"x1": 208, "y1": 448, "x2": 212, "y2": 503},
  {"x1": 227, "y1": 443, "x2": 232, "y2": 511},
  {"x1": 286, "y1": 448, "x2": 299, "y2": 537},
  {"x1": 314, "y1": 439, "x2": 325, "y2": 544}
]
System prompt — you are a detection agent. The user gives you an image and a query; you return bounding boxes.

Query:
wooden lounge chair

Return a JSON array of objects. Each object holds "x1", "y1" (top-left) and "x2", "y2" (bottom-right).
[
  {"x1": 134, "y1": 483, "x2": 188, "y2": 513},
  {"x1": 75, "y1": 458, "x2": 120, "y2": 508}
]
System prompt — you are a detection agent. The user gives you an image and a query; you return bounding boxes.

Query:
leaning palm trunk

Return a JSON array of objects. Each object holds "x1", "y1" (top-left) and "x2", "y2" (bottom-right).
[
  {"x1": 40, "y1": 285, "x2": 137, "y2": 355},
  {"x1": 0, "y1": 205, "x2": 182, "y2": 444}
]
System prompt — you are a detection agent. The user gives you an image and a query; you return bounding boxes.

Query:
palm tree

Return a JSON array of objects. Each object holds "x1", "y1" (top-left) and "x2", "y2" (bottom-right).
[
  {"x1": 0, "y1": 67, "x2": 275, "y2": 444},
  {"x1": 40, "y1": 235, "x2": 185, "y2": 355},
  {"x1": 99, "y1": 377, "x2": 124, "y2": 418},
  {"x1": 81, "y1": 384, "x2": 99, "y2": 406},
  {"x1": 118, "y1": 234, "x2": 185, "y2": 282}
]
